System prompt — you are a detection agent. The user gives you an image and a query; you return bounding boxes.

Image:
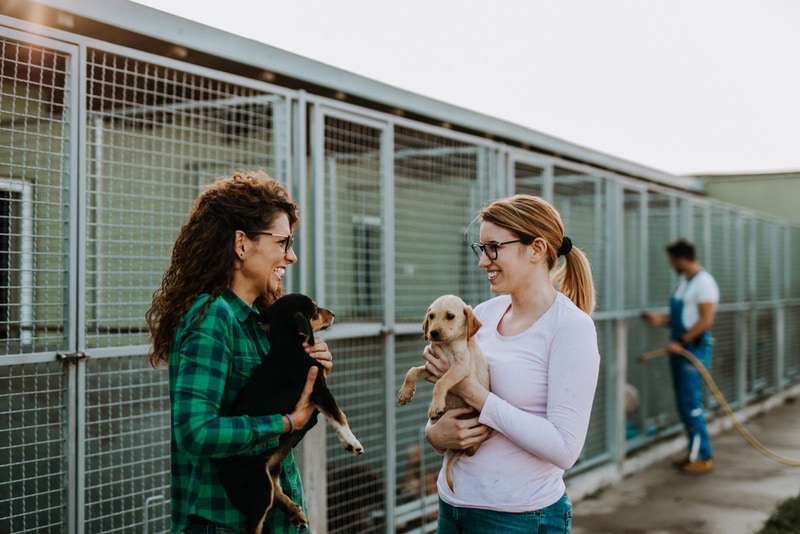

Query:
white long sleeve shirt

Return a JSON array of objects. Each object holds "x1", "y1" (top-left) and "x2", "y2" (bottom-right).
[{"x1": 436, "y1": 292, "x2": 600, "y2": 512}]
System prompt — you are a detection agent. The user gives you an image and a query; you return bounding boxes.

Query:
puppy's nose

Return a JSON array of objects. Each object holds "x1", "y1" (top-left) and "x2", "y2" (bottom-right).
[{"x1": 429, "y1": 329, "x2": 441, "y2": 340}]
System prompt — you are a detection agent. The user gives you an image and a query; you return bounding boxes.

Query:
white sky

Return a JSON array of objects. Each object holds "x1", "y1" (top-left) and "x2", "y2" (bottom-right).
[{"x1": 131, "y1": 0, "x2": 800, "y2": 176}]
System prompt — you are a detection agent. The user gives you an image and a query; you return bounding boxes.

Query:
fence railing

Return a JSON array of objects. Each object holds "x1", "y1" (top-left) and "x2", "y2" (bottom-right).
[{"x1": 1, "y1": 11, "x2": 798, "y2": 534}]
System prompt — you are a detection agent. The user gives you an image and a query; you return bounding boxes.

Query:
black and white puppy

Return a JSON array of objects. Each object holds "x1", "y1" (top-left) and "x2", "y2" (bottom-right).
[{"x1": 216, "y1": 293, "x2": 364, "y2": 534}]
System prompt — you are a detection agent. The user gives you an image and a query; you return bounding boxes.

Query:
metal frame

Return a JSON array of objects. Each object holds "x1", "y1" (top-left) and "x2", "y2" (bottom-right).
[{"x1": 1, "y1": 7, "x2": 800, "y2": 533}]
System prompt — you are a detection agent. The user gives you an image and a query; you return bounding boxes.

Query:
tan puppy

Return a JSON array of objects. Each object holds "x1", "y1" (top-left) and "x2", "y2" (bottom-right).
[{"x1": 397, "y1": 294, "x2": 490, "y2": 491}]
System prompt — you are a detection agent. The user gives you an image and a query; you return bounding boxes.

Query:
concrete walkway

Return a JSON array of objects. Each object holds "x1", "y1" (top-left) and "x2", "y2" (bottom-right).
[{"x1": 570, "y1": 395, "x2": 800, "y2": 534}]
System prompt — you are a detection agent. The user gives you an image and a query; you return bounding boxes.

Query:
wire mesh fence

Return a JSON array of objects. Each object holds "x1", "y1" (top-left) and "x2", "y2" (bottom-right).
[{"x1": 1, "y1": 15, "x2": 799, "y2": 534}]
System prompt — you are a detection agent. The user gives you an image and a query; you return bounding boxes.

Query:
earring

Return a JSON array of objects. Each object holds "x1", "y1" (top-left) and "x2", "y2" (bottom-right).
[{"x1": 239, "y1": 253, "x2": 246, "y2": 260}]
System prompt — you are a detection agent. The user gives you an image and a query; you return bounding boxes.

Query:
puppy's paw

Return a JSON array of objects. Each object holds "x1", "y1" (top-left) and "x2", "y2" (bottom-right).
[
  {"x1": 397, "y1": 386, "x2": 415, "y2": 405},
  {"x1": 428, "y1": 407, "x2": 446, "y2": 422},
  {"x1": 336, "y1": 426, "x2": 365, "y2": 455},
  {"x1": 287, "y1": 506, "x2": 308, "y2": 530},
  {"x1": 345, "y1": 438, "x2": 365, "y2": 456},
  {"x1": 428, "y1": 400, "x2": 445, "y2": 421}
]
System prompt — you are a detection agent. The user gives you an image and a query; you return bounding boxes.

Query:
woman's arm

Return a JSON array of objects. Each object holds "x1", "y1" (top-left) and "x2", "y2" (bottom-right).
[
  {"x1": 478, "y1": 319, "x2": 600, "y2": 469},
  {"x1": 174, "y1": 332, "x2": 321, "y2": 458},
  {"x1": 172, "y1": 324, "x2": 285, "y2": 459}
]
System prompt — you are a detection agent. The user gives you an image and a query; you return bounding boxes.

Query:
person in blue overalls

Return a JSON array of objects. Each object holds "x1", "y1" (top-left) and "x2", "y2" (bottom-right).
[{"x1": 643, "y1": 238, "x2": 719, "y2": 474}]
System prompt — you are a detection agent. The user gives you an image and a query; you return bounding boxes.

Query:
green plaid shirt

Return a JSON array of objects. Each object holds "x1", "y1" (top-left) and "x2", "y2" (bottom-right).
[{"x1": 169, "y1": 289, "x2": 315, "y2": 533}]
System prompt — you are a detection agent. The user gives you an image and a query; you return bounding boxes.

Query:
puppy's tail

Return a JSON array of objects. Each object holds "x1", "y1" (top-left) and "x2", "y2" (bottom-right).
[{"x1": 445, "y1": 450, "x2": 464, "y2": 492}]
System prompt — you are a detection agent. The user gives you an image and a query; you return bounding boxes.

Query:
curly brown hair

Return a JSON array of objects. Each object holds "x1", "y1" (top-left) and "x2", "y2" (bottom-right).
[{"x1": 146, "y1": 171, "x2": 298, "y2": 369}]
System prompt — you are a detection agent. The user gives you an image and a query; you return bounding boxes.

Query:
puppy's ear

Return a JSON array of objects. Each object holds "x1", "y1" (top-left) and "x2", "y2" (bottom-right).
[
  {"x1": 294, "y1": 312, "x2": 314, "y2": 344},
  {"x1": 422, "y1": 308, "x2": 431, "y2": 340},
  {"x1": 465, "y1": 306, "x2": 482, "y2": 338}
]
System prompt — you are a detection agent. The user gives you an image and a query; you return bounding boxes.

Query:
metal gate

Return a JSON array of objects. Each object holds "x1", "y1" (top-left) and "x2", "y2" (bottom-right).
[
  {"x1": 1, "y1": 28, "x2": 78, "y2": 534},
  {"x1": 0, "y1": 27, "x2": 293, "y2": 533},
  {"x1": 2, "y1": 13, "x2": 800, "y2": 534}
]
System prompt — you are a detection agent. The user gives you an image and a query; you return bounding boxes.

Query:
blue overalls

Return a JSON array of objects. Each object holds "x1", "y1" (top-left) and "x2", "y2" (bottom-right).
[{"x1": 669, "y1": 295, "x2": 713, "y2": 462}]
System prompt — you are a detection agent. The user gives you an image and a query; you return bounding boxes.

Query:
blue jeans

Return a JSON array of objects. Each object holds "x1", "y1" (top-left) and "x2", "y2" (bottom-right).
[{"x1": 437, "y1": 493, "x2": 572, "y2": 533}]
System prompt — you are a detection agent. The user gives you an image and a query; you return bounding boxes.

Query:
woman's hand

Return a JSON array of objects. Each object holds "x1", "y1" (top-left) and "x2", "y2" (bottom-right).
[
  {"x1": 422, "y1": 343, "x2": 450, "y2": 383},
  {"x1": 287, "y1": 366, "x2": 319, "y2": 431},
  {"x1": 305, "y1": 337, "x2": 332, "y2": 378},
  {"x1": 425, "y1": 406, "x2": 491, "y2": 451}
]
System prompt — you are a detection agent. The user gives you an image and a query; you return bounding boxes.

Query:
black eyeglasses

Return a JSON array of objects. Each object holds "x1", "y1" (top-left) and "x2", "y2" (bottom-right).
[
  {"x1": 470, "y1": 239, "x2": 524, "y2": 260},
  {"x1": 248, "y1": 231, "x2": 294, "y2": 253}
]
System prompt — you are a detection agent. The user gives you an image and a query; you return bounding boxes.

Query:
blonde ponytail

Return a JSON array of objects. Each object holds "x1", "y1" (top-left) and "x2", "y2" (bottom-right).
[{"x1": 552, "y1": 245, "x2": 596, "y2": 314}]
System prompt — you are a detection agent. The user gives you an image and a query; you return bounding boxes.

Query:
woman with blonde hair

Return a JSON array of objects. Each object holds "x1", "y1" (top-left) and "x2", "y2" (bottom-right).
[
  {"x1": 147, "y1": 171, "x2": 332, "y2": 533},
  {"x1": 424, "y1": 194, "x2": 600, "y2": 533}
]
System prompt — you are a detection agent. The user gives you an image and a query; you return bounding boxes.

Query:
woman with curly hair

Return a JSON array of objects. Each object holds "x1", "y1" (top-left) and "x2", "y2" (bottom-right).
[{"x1": 147, "y1": 171, "x2": 331, "y2": 533}]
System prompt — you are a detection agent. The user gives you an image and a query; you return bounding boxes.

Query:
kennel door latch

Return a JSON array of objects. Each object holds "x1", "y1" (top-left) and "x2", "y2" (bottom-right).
[{"x1": 56, "y1": 351, "x2": 90, "y2": 365}]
